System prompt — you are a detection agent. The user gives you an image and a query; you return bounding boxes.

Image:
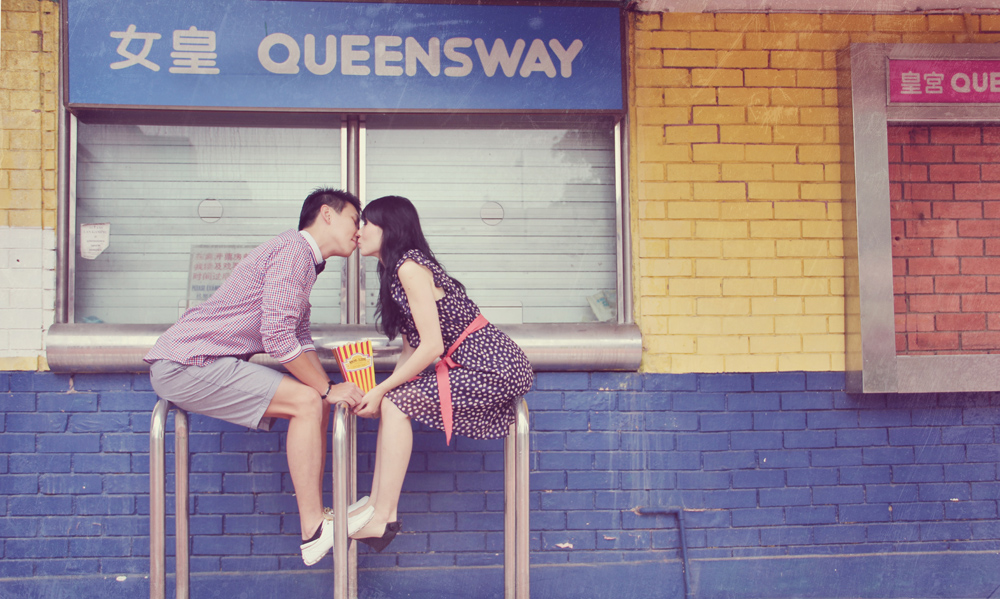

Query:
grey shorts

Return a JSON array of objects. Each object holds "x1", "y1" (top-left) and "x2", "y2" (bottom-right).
[{"x1": 149, "y1": 358, "x2": 284, "y2": 431}]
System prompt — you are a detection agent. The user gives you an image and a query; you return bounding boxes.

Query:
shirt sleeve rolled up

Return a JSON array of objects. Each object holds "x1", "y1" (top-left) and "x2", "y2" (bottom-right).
[{"x1": 260, "y1": 242, "x2": 315, "y2": 363}]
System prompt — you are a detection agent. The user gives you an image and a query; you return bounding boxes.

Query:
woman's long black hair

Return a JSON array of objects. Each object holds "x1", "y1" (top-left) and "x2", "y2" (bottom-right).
[{"x1": 362, "y1": 195, "x2": 465, "y2": 341}]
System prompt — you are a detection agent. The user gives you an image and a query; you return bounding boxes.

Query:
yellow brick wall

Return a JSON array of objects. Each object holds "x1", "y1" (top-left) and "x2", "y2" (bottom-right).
[
  {"x1": 631, "y1": 11, "x2": 1000, "y2": 374},
  {"x1": 1, "y1": 0, "x2": 59, "y2": 230},
  {"x1": 1, "y1": 0, "x2": 59, "y2": 371}
]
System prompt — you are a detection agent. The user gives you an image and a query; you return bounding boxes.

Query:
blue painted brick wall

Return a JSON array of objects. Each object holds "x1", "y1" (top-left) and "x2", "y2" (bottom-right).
[{"x1": 3, "y1": 370, "x2": 1000, "y2": 581}]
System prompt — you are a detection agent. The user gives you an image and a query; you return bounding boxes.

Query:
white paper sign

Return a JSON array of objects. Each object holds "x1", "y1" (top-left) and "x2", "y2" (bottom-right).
[
  {"x1": 80, "y1": 223, "x2": 111, "y2": 260},
  {"x1": 587, "y1": 290, "x2": 617, "y2": 322}
]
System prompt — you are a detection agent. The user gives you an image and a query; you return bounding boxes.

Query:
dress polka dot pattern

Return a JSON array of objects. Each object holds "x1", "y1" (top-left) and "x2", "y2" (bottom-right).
[{"x1": 385, "y1": 249, "x2": 535, "y2": 440}]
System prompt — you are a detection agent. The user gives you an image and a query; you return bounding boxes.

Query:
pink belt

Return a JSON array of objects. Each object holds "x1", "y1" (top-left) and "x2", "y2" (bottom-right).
[{"x1": 435, "y1": 313, "x2": 488, "y2": 445}]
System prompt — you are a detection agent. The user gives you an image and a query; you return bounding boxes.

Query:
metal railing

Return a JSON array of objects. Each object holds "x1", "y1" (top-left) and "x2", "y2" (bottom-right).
[
  {"x1": 150, "y1": 399, "x2": 189, "y2": 599},
  {"x1": 331, "y1": 398, "x2": 531, "y2": 599},
  {"x1": 504, "y1": 398, "x2": 531, "y2": 599},
  {"x1": 330, "y1": 403, "x2": 357, "y2": 598},
  {"x1": 150, "y1": 397, "x2": 530, "y2": 599}
]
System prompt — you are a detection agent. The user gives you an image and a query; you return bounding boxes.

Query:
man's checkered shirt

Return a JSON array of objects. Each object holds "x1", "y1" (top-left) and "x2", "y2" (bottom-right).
[{"x1": 145, "y1": 230, "x2": 322, "y2": 366}]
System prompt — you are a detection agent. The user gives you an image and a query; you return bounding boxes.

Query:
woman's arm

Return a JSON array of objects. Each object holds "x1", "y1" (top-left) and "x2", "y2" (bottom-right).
[
  {"x1": 355, "y1": 336, "x2": 415, "y2": 420},
  {"x1": 353, "y1": 260, "x2": 444, "y2": 418},
  {"x1": 394, "y1": 335, "x2": 416, "y2": 374}
]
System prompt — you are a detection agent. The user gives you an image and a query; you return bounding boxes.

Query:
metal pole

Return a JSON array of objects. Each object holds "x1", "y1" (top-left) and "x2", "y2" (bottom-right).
[
  {"x1": 515, "y1": 398, "x2": 531, "y2": 599},
  {"x1": 150, "y1": 400, "x2": 190, "y2": 599},
  {"x1": 504, "y1": 419, "x2": 515, "y2": 599},
  {"x1": 344, "y1": 117, "x2": 362, "y2": 325},
  {"x1": 504, "y1": 397, "x2": 531, "y2": 599},
  {"x1": 332, "y1": 404, "x2": 351, "y2": 599},
  {"x1": 678, "y1": 510, "x2": 690, "y2": 599},
  {"x1": 636, "y1": 508, "x2": 691, "y2": 599},
  {"x1": 348, "y1": 412, "x2": 358, "y2": 598},
  {"x1": 55, "y1": 98, "x2": 69, "y2": 324},
  {"x1": 174, "y1": 408, "x2": 190, "y2": 599},
  {"x1": 150, "y1": 400, "x2": 168, "y2": 599}
]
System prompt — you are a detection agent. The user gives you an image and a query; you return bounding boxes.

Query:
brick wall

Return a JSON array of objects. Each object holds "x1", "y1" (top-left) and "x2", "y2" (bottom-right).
[
  {"x1": 632, "y1": 11, "x2": 1000, "y2": 374},
  {"x1": 0, "y1": 0, "x2": 60, "y2": 370},
  {"x1": 890, "y1": 125, "x2": 1000, "y2": 355},
  {"x1": 5, "y1": 370, "x2": 1000, "y2": 596},
  {"x1": 8, "y1": 6, "x2": 1000, "y2": 596}
]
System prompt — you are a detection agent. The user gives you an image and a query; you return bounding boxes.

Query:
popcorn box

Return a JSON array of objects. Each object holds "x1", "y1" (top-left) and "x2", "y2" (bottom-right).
[{"x1": 333, "y1": 339, "x2": 376, "y2": 392}]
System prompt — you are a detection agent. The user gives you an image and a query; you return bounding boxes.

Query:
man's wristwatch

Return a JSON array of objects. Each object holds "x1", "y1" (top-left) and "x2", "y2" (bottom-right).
[{"x1": 320, "y1": 381, "x2": 333, "y2": 400}]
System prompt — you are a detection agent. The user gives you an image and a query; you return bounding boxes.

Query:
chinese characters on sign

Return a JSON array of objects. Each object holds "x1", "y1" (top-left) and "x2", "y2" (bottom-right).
[
  {"x1": 890, "y1": 59, "x2": 1000, "y2": 104},
  {"x1": 68, "y1": 0, "x2": 623, "y2": 111},
  {"x1": 111, "y1": 24, "x2": 219, "y2": 74},
  {"x1": 109, "y1": 24, "x2": 584, "y2": 80},
  {"x1": 186, "y1": 245, "x2": 255, "y2": 307}
]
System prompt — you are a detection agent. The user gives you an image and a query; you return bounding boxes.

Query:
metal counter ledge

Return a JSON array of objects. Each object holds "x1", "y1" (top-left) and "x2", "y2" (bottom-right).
[{"x1": 45, "y1": 322, "x2": 642, "y2": 373}]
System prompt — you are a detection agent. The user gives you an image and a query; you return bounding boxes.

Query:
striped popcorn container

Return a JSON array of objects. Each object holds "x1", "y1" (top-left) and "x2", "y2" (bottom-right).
[{"x1": 333, "y1": 339, "x2": 376, "y2": 392}]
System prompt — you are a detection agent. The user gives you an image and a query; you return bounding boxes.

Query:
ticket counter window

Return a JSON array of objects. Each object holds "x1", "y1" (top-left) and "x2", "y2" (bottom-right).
[
  {"x1": 363, "y1": 117, "x2": 618, "y2": 325},
  {"x1": 53, "y1": 0, "x2": 636, "y2": 373},
  {"x1": 72, "y1": 124, "x2": 345, "y2": 325},
  {"x1": 70, "y1": 117, "x2": 620, "y2": 327}
]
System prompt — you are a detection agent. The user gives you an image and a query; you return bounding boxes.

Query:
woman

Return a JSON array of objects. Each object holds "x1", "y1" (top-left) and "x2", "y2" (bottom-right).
[{"x1": 348, "y1": 195, "x2": 534, "y2": 552}]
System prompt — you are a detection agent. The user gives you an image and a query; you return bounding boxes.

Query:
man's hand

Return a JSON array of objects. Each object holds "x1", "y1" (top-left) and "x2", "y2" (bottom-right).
[{"x1": 324, "y1": 382, "x2": 363, "y2": 408}]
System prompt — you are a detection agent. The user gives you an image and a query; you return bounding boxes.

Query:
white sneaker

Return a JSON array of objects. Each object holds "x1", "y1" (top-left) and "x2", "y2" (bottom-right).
[
  {"x1": 301, "y1": 505, "x2": 377, "y2": 566},
  {"x1": 300, "y1": 518, "x2": 334, "y2": 566},
  {"x1": 323, "y1": 496, "x2": 370, "y2": 520}
]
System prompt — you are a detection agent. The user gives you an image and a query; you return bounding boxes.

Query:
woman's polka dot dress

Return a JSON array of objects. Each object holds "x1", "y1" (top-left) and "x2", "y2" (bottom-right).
[{"x1": 384, "y1": 249, "x2": 534, "y2": 440}]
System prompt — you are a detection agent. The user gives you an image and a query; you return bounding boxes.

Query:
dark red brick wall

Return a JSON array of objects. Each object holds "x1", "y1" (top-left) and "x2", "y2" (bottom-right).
[{"x1": 890, "y1": 125, "x2": 1000, "y2": 355}]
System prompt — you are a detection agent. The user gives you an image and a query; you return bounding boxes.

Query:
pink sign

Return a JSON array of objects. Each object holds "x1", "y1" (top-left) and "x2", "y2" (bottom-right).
[{"x1": 889, "y1": 59, "x2": 1000, "y2": 104}]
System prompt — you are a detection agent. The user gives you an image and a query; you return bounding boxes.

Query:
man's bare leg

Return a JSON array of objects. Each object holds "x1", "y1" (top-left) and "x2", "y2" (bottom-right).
[
  {"x1": 319, "y1": 405, "x2": 330, "y2": 492},
  {"x1": 263, "y1": 376, "x2": 326, "y2": 540}
]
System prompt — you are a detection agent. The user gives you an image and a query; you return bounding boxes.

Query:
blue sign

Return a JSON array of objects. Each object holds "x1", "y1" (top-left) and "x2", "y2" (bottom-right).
[{"x1": 66, "y1": 0, "x2": 623, "y2": 111}]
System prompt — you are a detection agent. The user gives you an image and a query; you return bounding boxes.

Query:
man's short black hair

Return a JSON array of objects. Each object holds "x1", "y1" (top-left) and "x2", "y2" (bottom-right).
[{"x1": 298, "y1": 188, "x2": 362, "y2": 230}]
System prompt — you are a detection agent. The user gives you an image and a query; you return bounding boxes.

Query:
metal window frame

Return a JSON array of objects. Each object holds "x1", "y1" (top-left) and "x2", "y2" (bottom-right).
[
  {"x1": 843, "y1": 43, "x2": 1000, "y2": 393},
  {"x1": 53, "y1": 0, "x2": 638, "y2": 371},
  {"x1": 52, "y1": 110, "x2": 640, "y2": 372}
]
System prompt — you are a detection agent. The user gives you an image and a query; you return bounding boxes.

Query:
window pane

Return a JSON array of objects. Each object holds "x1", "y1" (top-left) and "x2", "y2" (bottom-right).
[
  {"x1": 364, "y1": 119, "x2": 617, "y2": 325},
  {"x1": 74, "y1": 123, "x2": 344, "y2": 324}
]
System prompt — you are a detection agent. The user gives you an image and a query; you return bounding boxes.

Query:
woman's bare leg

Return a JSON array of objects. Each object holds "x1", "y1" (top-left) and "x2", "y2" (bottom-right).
[
  {"x1": 350, "y1": 399, "x2": 411, "y2": 538},
  {"x1": 350, "y1": 416, "x2": 382, "y2": 517}
]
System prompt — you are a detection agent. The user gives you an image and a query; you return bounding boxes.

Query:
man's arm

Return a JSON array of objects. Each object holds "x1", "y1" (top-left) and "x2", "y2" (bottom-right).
[
  {"x1": 259, "y1": 238, "x2": 360, "y2": 405},
  {"x1": 285, "y1": 350, "x2": 361, "y2": 407},
  {"x1": 295, "y1": 301, "x2": 314, "y2": 350},
  {"x1": 286, "y1": 350, "x2": 329, "y2": 392},
  {"x1": 260, "y1": 241, "x2": 314, "y2": 362}
]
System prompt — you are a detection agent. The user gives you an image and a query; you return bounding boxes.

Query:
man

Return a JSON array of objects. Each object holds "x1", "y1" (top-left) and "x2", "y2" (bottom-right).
[{"x1": 145, "y1": 188, "x2": 369, "y2": 566}]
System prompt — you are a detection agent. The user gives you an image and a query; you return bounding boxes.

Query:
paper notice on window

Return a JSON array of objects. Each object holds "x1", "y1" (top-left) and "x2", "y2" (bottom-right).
[
  {"x1": 186, "y1": 244, "x2": 256, "y2": 308},
  {"x1": 587, "y1": 290, "x2": 616, "y2": 322},
  {"x1": 80, "y1": 223, "x2": 111, "y2": 260}
]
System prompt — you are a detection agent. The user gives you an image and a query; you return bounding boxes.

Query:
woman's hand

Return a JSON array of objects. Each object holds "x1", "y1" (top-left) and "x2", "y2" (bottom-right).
[{"x1": 353, "y1": 387, "x2": 385, "y2": 419}]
